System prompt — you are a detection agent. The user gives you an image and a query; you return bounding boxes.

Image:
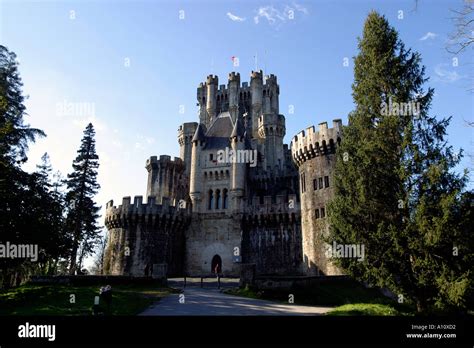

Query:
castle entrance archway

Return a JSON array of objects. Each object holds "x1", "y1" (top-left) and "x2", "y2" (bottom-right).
[{"x1": 211, "y1": 254, "x2": 222, "y2": 274}]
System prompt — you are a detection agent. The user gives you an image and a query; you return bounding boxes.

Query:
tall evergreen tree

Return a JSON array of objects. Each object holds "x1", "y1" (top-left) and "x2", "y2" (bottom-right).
[
  {"x1": 327, "y1": 11, "x2": 473, "y2": 312},
  {"x1": 31, "y1": 153, "x2": 68, "y2": 274},
  {"x1": 0, "y1": 45, "x2": 47, "y2": 287},
  {"x1": 65, "y1": 123, "x2": 100, "y2": 275}
]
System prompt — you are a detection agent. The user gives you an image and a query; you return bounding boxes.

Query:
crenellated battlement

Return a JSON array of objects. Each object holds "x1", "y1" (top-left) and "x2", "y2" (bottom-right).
[
  {"x1": 257, "y1": 114, "x2": 286, "y2": 138},
  {"x1": 251, "y1": 70, "x2": 263, "y2": 81},
  {"x1": 104, "y1": 195, "x2": 191, "y2": 229},
  {"x1": 146, "y1": 155, "x2": 184, "y2": 170},
  {"x1": 206, "y1": 75, "x2": 218, "y2": 85},
  {"x1": 228, "y1": 71, "x2": 240, "y2": 83},
  {"x1": 291, "y1": 119, "x2": 343, "y2": 166},
  {"x1": 264, "y1": 74, "x2": 277, "y2": 85},
  {"x1": 178, "y1": 122, "x2": 198, "y2": 146},
  {"x1": 242, "y1": 193, "x2": 300, "y2": 226},
  {"x1": 245, "y1": 194, "x2": 299, "y2": 213}
]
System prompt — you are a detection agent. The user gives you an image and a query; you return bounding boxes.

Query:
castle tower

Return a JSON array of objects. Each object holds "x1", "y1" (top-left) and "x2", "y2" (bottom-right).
[
  {"x1": 189, "y1": 124, "x2": 206, "y2": 212},
  {"x1": 205, "y1": 75, "x2": 218, "y2": 128},
  {"x1": 291, "y1": 119, "x2": 343, "y2": 276},
  {"x1": 250, "y1": 70, "x2": 263, "y2": 139},
  {"x1": 178, "y1": 122, "x2": 198, "y2": 176},
  {"x1": 146, "y1": 155, "x2": 185, "y2": 206},
  {"x1": 264, "y1": 74, "x2": 279, "y2": 115},
  {"x1": 228, "y1": 72, "x2": 240, "y2": 124},
  {"x1": 197, "y1": 82, "x2": 207, "y2": 126},
  {"x1": 258, "y1": 113, "x2": 286, "y2": 172},
  {"x1": 230, "y1": 117, "x2": 246, "y2": 213}
]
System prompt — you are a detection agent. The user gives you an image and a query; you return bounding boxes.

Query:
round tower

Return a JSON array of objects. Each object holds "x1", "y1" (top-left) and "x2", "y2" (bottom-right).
[
  {"x1": 197, "y1": 82, "x2": 207, "y2": 126},
  {"x1": 228, "y1": 72, "x2": 240, "y2": 123},
  {"x1": 258, "y1": 113, "x2": 286, "y2": 171},
  {"x1": 265, "y1": 74, "x2": 279, "y2": 114},
  {"x1": 146, "y1": 155, "x2": 185, "y2": 206},
  {"x1": 189, "y1": 124, "x2": 206, "y2": 212},
  {"x1": 250, "y1": 70, "x2": 263, "y2": 139},
  {"x1": 291, "y1": 119, "x2": 343, "y2": 276},
  {"x1": 178, "y1": 122, "x2": 198, "y2": 176},
  {"x1": 206, "y1": 75, "x2": 218, "y2": 128}
]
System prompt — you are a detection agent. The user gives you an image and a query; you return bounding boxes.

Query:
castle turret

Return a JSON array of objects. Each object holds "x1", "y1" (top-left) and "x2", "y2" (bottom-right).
[
  {"x1": 265, "y1": 74, "x2": 279, "y2": 115},
  {"x1": 228, "y1": 72, "x2": 240, "y2": 124},
  {"x1": 291, "y1": 119, "x2": 343, "y2": 276},
  {"x1": 258, "y1": 113, "x2": 286, "y2": 171},
  {"x1": 146, "y1": 155, "x2": 185, "y2": 206},
  {"x1": 178, "y1": 122, "x2": 198, "y2": 176},
  {"x1": 205, "y1": 75, "x2": 218, "y2": 128},
  {"x1": 250, "y1": 70, "x2": 263, "y2": 139},
  {"x1": 197, "y1": 82, "x2": 207, "y2": 126},
  {"x1": 189, "y1": 124, "x2": 206, "y2": 212},
  {"x1": 230, "y1": 117, "x2": 246, "y2": 212}
]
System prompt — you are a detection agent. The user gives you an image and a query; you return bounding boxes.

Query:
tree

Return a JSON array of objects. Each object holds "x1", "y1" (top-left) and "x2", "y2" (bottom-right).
[
  {"x1": 327, "y1": 11, "x2": 473, "y2": 313},
  {"x1": 0, "y1": 45, "x2": 46, "y2": 287},
  {"x1": 90, "y1": 232, "x2": 107, "y2": 275},
  {"x1": 32, "y1": 153, "x2": 68, "y2": 274},
  {"x1": 65, "y1": 123, "x2": 101, "y2": 275},
  {"x1": 447, "y1": 0, "x2": 474, "y2": 54}
]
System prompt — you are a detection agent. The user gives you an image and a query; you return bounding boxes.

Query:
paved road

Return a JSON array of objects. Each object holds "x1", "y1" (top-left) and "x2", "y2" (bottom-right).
[{"x1": 140, "y1": 278, "x2": 333, "y2": 316}]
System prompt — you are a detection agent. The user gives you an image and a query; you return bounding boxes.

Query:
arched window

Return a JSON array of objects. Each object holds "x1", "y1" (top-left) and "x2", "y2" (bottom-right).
[
  {"x1": 223, "y1": 189, "x2": 228, "y2": 209},
  {"x1": 215, "y1": 189, "x2": 221, "y2": 209},
  {"x1": 208, "y1": 190, "x2": 213, "y2": 210}
]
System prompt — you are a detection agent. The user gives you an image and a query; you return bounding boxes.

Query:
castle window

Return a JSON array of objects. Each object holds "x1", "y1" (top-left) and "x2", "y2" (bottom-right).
[
  {"x1": 321, "y1": 207, "x2": 326, "y2": 218},
  {"x1": 315, "y1": 209, "x2": 320, "y2": 219},
  {"x1": 313, "y1": 179, "x2": 317, "y2": 191},
  {"x1": 301, "y1": 173, "x2": 306, "y2": 193},
  {"x1": 208, "y1": 190, "x2": 213, "y2": 210},
  {"x1": 210, "y1": 154, "x2": 214, "y2": 161},
  {"x1": 215, "y1": 189, "x2": 221, "y2": 209},
  {"x1": 223, "y1": 189, "x2": 228, "y2": 209},
  {"x1": 324, "y1": 176, "x2": 329, "y2": 188},
  {"x1": 318, "y1": 177, "x2": 323, "y2": 189}
]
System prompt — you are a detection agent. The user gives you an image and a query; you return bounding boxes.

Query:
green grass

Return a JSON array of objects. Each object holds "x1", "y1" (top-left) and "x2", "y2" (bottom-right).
[
  {"x1": 0, "y1": 283, "x2": 176, "y2": 315},
  {"x1": 327, "y1": 303, "x2": 400, "y2": 316},
  {"x1": 225, "y1": 279, "x2": 415, "y2": 316}
]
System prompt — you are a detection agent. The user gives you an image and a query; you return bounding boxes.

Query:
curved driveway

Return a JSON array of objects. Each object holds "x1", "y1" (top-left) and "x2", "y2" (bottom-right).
[{"x1": 140, "y1": 278, "x2": 333, "y2": 316}]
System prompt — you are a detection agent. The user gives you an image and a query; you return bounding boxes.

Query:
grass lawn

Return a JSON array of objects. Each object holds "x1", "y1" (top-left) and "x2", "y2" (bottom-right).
[
  {"x1": 225, "y1": 279, "x2": 414, "y2": 316},
  {"x1": 327, "y1": 303, "x2": 402, "y2": 316},
  {"x1": 0, "y1": 283, "x2": 176, "y2": 315}
]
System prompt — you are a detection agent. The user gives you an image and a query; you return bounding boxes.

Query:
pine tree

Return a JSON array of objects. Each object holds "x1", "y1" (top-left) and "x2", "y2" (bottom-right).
[
  {"x1": 327, "y1": 11, "x2": 473, "y2": 313},
  {"x1": 0, "y1": 45, "x2": 47, "y2": 287},
  {"x1": 31, "y1": 153, "x2": 68, "y2": 274},
  {"x1": 65, "y1": 123, "x2": 101, "y2": 275}
]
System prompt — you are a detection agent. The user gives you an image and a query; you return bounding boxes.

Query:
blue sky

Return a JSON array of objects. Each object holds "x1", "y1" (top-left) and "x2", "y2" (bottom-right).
[{"x1": 1, "y1": 0, "x2": 472, "y2": 228}]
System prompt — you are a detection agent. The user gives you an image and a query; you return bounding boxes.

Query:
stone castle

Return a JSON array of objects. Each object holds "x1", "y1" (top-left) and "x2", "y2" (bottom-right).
[{"x1": 103, "y1": 71, "x2": 343, "y2": 278}]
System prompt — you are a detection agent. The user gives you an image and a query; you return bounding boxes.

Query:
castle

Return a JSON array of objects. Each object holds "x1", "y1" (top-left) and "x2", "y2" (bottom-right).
[{"x1": 103, "y1": 71, "x2": 343, "y2": 278}]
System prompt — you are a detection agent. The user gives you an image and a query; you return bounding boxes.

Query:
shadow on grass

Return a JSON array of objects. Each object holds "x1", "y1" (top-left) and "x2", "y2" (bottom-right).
[{"x1": 0, "y1": 283, "x2": 176, "y2": 315}]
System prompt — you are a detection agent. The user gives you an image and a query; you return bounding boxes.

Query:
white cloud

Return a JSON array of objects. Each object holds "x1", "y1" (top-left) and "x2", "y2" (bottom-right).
[
  {"x1": 254, "y1": 3, "x2": 308, "y2": 26},
  {"x1": 434, "y1": 64, "x2": 464, "y2": 83},
  {"x1": 227, "y1": 12, "x2": 246, "y2": 22},
  {"x1": 420, "y1": 32, "x2": 437, "y2": 41}
]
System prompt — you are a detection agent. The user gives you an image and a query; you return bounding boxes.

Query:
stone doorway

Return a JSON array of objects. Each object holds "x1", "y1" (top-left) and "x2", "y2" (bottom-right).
[{"x1": 211, "y1": 254, "x2": 222, "y2": 274}]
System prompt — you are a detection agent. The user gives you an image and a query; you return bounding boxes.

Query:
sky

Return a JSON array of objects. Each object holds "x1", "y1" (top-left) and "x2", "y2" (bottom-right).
[{"x1": 1, "y1": 0, "x2": 472, "y2": 266}]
